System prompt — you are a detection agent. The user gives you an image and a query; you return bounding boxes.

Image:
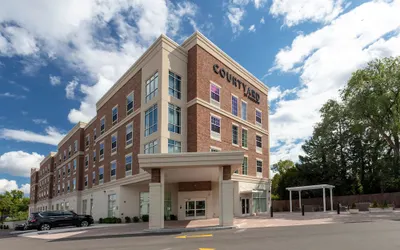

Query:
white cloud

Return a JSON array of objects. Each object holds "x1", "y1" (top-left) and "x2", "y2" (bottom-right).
[
  {"x1": 253, "y1": 0, "x2": 267, "y2": 9},
  {"x1": 270, "y1": 0, "x2": 345, "y2": 27},
  {"x1": 269, "y1": 0, "x2": 400, "y2": 164},
  {"x1": 227, "y1": 7, "x2": 245, "y2": 33},
  {"x1": 268, "y1": 86, "x2": 297, "y2": 102},
  {"x1": 0, "y1": 26, "x2": 39, "y2": 56},
  {"x1": 168, "y1": 1, "x2": 197, "y2": 38},
  {"x1": 65, "y1": 79, "x2": 78, "y2": 99},
  {"x1": 0, "y1": 151, "x2": 44, "y2": 177},
  {"x1": 0, "y1": 126, "x2": 65, "y2": 146},
  {"x1": 49, "y1": 75, "x2": 61, "y2": 86},
  {"x1": 0, "y1": 92, "x2": 26, "y2": 99},
  {"x1": 0, "y1": 179, "x2": 31, "y2": 194},
  {"x1": 248, "y1": 24, "x2": 256, "y2": 32},
  {"x1": 32, "y1": 118, "x2": 48, "y2": 124},
  {"x1": 260, "y1": 16, "x2": 265, "y2": 24}
]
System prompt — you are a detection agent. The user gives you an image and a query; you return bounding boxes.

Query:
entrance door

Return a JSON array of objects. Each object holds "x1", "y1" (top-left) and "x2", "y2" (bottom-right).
[
  {"x1": 242, "y1": 198, "x2": 250, "y2": 215},
  {"x1": 185, "y1": 199, "x2": 206, "y2": 219}
]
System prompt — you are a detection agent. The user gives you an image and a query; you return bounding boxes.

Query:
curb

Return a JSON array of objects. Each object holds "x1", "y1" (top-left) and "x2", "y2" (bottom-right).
[{"x1": 144, "y1": 225, "x2": 236, "y2": 233}]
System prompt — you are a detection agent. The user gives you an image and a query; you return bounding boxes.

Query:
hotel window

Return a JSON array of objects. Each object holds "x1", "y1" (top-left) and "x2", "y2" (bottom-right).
[
  {"x1": 58, "y1": 169, "x2": 61, "y2": 179},
  {"x1": 65, "y1": 202, "x2": 70, "y2": 210},
  {"x1": 111, "y1": 161, "x2": 116, "y2": 180},
  {"x1": 84, "y1": 175, "x2": 88, "y2": 188},
  {"x1": 242, "y1": 156, "x2": 248, "y2": 175},
  {"x1": 86, "y1": 134, "x2": 90, "y2": 149},
  {"x1": 111, "y1": 133, "x2": 117, "y2": 154},
  {"x1": 232, "y1": 124, "x2": 238, "y2": 146},
  {"x1": 73, "y1": 159, "x2": 77, "y2": 172},
  {"x1": 168, "y1": 103, "x2": 181, "y2": 134},
  {"x1": 256, "y1": 109, "x2": 262, "y2": 127},
  {"x1": 62, "y1": 183, "x2": 65, "y2": 193},
  {"x1": 242, "y1": 128, "x2": 248, "y2": 148},
  {"x1": 126, "y1": 92, "x2": 134, "y2": 115},
  {"x1": 112, "y1": 106, "x2": 118, "y2": 125},
  {"x1": 67, "y1": 181, "x2": 70, "y2": 192},
  {"x1": 144, "y1": 104, "x2": 158, "y2": 136},
  {"x1": 256, "y1": 159, "x2": 263, "y2": 177},
  {"x1": 63, "y1": 166, "x2": 66, "y2": 177},
  {"x1": 99, "y1": 141, "x2": 104, "y2": 160},
  {"x1": 241, "y1": 101, "x2": 247, "y2": 120},
  {"x1": 169, "y1": 71, "x2": 181, "y2": 99},
  {"x1": 256, "y1": 135, "x2": 262, "y2": 153},
  {"x1": 57, "y1": 184, "x2": 60, "y2": 194},
  {"x1": 100, "y1": 116, "x2": 105, "y2": 135},
  {"x1": 92, "y1": 171, "x2": 96, "y2": 185},
  {"x1": 168, "y1": 139, "x2": 181, "y2": 153},
  {"x1": 108, "y1": 194, "x2": 117, "y2": 217},
  {"x1": 210, "y1": 115, "x2": 221, "y2": 141},
  {"x1": 67, "y1": 163, "x2": 71, "y2": 176},
  {"x1": 93, "y1": 150, "x2": 96, "y2": 162},
  {"x1": 210, "y1": 83, "x2": 220, "y2": 107},
  {"x1": 231, "y1": 95, "x2": 238, "y2": 116},
  {"x1": 74, "y1": 140, "x2": 78, "y2": 152},
  {"x1": 63, "y1": 150, "x2": 66, "y2": 160},
  {"x1": 73, "y1": 178, "x2": 76, "y2": 191},
  {"x1": 145, "y1": 72, "x2": 158, "y2": 103},
  {"x1": 126, "y1": 123, "x2": 133, "y2": 146},
  {"x1": 144, "y1": 140, "x2": 158, "y2": 154},
  {"x1": 59, "y1": 154, "x2": 61, "y2": 163},
  {"x1": 93, "y1": 128, "x2": 97, "y2": 141},
  {"x1": 125, "y1": 154, "x2": 132, "y2": 176},
  {"x1": 85, "y1": 155, "x2": 89, "y2": 169},
  {"x1": 99, "y1": 167, "x2": 104, "y2": 184},
  {"x1": 68, "y1": 145, "x2": 71, "y2": 157}
]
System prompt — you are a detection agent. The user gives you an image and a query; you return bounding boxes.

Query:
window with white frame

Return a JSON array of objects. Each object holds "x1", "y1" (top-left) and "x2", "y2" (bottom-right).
[
  {"x1": 256, "y1": 109, "x2": 262, "y2": 127},
  {"x1": 58, "y1": 184, "x2": 60, "y2": 194},
  {"x1": 100, "y1": 117, "x2": 105, "y2": 135},
  {"x1": 58, "y1": 169, "x2": 61, "y2": 179},
  {"x1": 126, "y1": 123, "x2": 133, "y2": 146},
  {"x1": 232, "y1": 124, "x2": 238, "y2": 146},
  {"x1": 111, "y1": 133, "x2": 117, "y2": 154},
  {"x1": 168, "y1": 139, "x2": 181, "y2": 153},
  {"x1": 125, "y1": 154, "x2": 132, "y2": 175},
  {"x1": 93, "y1": 128, "x2": 97, "y2": 141},
  {"x1": 168, "y1": 103, "x2": 181, "y2": 134},
  {"x1": 144, "y1": 140, "x2": 158, "y2": 154},
  {"x1": 62, "y1": 183, "x2": 65, "y2": 192},
  {"x1": 110, "y1": 161, "x2": 116, "y2": 180},
  {"x1": 242, "y1": 156, "x2": 248, "y2": 175},
  {"x1": 63, "y1": 150, "x2": 66, "y2": 160},
  {"x1": 210, "y1": 83, "x2": 220, "y2": 107},
  {"x1": 210, "y1": 115, "x2": 221, "y2": 141},
  {"x1": 84, "y1": 175, "x2": 88, "y2": 188},
  {"x1": 144, "y1": 104, "x2": 158, "y2": 136},
  {"x1": 241, "y1": 101, "x2": 247, "y2": 120},
  {"x1": 92, "y1": 171, "x2": 96, "y2": 186},
  {"x1": 86, "y1": 134, "x2": 90, "y2": 149},
  {"x1": 99, "y1": 141, "x2": 104, "y2": 160},
  {"x1": 112, "y1": 106, "x2": 118, "y2": 125},
  {"x1": 169, "y1": 71, "x2": 181, "y2": 99},
  {"x1": 99, "y1": 167, "x2": 104, "y2": 184},
  {"x1": 67, "y1": 163, "x2": 71, "y2": 176},
  {"x1": 85, "y1": 155, "x2": 89, "y2": 169},
  {"x1": 145, "y1": 72, "x2": 158, "y2": 103},
  {"x1": 68, "y1": 145, "x2": 71, "y2": 157},
  {"x1": 242, "y1": 128, "x2": 248, "y2": 148},
  {"x1": 73, "y1": 159, "x2": 77, "y2": 172},
  {"x1": 93, "y1": 150, "x2": 96, "y2": 162},
  {"x1": 74, "y1": 140, "x2": 78, "y2": 152},
  {"x1": 67, "y1": 181, "x2": 70, "y2": 192},
  {"x1": 63, "y1": 165, "x2": 66, "y2": 177},
  {"x1": 232, "y1": 95, "x2": 238, "y2": 116},
  {"x1": 256, "y1": 159, "x2": 263, "y2": 177},
  {"x1": 126, "y1": 92, "x2": 134, "y2": 115},
  {"x1": 256, "y1": 135, "x2": 262, "y2": 153}
]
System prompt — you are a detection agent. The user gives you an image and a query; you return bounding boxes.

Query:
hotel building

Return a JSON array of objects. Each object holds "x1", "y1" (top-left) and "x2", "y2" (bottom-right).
[{"x1": 29, "y1": 31, "x2": 271, "y2": 229}]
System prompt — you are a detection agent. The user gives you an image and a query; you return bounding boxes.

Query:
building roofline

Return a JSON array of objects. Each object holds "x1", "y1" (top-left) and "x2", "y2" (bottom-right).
[
  {"x1": 39, "y1": 152, "x2": 56, "y2": 166},
  {"x1": 57, "y1": 122, "x2": 86, "y2": 148}
]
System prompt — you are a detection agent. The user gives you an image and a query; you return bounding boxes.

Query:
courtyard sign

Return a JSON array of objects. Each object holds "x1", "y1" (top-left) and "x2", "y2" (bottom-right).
[{"x1": 213, "y1": 64, "x2": 260, "y2": 104}]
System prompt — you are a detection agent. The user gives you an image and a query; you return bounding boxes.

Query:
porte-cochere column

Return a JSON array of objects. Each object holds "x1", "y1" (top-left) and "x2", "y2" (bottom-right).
[
  {"x1": 149, "y1": 168, "x2": 164, "y2": 229},
  {"x1": 219, "y1": 165, "x2": 234, "y2": 227}
]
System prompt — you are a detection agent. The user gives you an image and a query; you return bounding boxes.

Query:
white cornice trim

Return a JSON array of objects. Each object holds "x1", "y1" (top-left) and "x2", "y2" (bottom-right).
[
  {"x1": 232, "y1": 174, "x2": 269, "y2": 183},
  {"x1": 94, "y1": 108, "x2": 141, "y2": 144},
  {"x1": 187, "y1": 98, "x2": 269, "y2": 136},
  {"x1": 55, "y1": 151, "x2": 84, "y2": 170},
  {"x1": 181, "y1": 31, "x2": 268, "y2": 95},
  {"x1": 40, "y1": 152, "x2": 56, "y2": 166},
  {"x1": 58, "y1": 122, "x2": 86, "y2": 148},
  {"x1": 85, "y1": 116, "x2": 97, "y2": 129}
]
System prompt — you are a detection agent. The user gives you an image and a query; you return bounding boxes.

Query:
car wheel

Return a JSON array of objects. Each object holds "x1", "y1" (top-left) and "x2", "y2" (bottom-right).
[
  {"x1": 80, "y1": 220, "x2": 89, "y2": 227},
  {"x1": 40, "y1": 223, "x2": 51, "y2": 231}
]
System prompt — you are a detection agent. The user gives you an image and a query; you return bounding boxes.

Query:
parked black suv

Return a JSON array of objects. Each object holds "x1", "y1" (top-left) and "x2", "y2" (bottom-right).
[{"x1": 28, "y1": 210, "x2": 94, "y2": 231}]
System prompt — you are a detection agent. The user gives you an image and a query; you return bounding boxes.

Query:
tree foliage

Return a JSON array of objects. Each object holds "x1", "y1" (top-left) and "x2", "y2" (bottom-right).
[
  {"x1": 0, "y1": 190, "x2": 30, "y2": 222},
  {"x1": 272, "y1": 57, "x2": 400, "y2": 198}
]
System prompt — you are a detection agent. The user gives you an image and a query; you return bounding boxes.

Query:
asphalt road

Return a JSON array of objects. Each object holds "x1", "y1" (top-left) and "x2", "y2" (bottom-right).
[{"x1": 2, "y1": 220, "x2": 400, "y2": 250}]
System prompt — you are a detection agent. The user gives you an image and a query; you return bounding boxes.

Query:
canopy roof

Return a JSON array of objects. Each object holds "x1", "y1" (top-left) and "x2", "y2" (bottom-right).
[{"x1": 286, "y1": 184, "x2": 334, "y2": 192}]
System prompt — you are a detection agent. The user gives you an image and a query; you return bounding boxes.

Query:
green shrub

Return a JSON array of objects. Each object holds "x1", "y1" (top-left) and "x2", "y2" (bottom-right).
[
  {"x1": 99, "y1": 218, "x2": 103, "y2": 224},
  {"x1": 103, "y1": 217, "x2": 111, "y2": 223},
  {"x1": 351, "y1": 203, "x2": 357, "y2": 209},
  {"x1": 0, "y1": 225, "x2": 3, "y2": 229},
  {"x1": 370, "y1": 201, "x2": 378, "y2": 208},
  {"x1": 133, "y1": 216, "x2": 139, "y2": 223},
  {"x1": 4, "y1": 225, "x2": 9, "y2": 229},
  {"x1": 125, "y1": 216, "x2": 131, "y2": 223},
  {"x1": 170, "y1": 214, "x2": 177, "y2": 221},
  {"x1": 116, "y1": 218, "x2": 122, "y2": 223},
  {"x1": 271, "y1": 194, "x2": 280, "y2": 200},
  {"x1": 382, "y1": 200, "x2": 389, "y2": 208},
  {"x1": 111, "y1": 217, "x2": 117, "y2": 223},
  {"x1": 141, "y1": 214, "x2": 149, "y2": 222}
]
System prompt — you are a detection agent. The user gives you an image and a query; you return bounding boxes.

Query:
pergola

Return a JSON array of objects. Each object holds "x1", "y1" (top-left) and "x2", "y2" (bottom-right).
[{"x1": 286, "y1": 184, "x2": 335, "y2": 212}]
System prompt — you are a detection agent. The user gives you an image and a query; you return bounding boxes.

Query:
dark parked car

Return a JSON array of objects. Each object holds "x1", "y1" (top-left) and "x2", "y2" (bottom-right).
[{"x1": 27, "y1": 210, "x2": 94, "y2": 231}]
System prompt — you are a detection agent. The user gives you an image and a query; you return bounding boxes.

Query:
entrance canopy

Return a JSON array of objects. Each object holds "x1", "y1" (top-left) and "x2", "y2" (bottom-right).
[{"x1": 286, "y1": 184, "x2": 335, "y2": 212}]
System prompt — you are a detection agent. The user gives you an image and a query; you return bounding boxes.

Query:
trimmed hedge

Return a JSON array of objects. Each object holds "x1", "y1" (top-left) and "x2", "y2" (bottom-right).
[{"x1": 133, "y1": 216, "x2": 140, "y2": 223}]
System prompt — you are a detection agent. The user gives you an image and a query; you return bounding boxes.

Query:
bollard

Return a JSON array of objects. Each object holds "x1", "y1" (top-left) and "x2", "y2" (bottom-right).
[
  {"x1": 337, "y1": 202, "x2": 340, "y2": 214},
  {"x1": 301, "y1": 204, "x2": 305, "y2": 216},
  {"x1": 270, "y1": 201, "x2": 273, "y2": 218}
]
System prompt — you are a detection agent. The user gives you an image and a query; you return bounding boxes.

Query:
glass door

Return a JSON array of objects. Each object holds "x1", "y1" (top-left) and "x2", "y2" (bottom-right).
[
  {"x1": 242, "y1": 198, "x2": 250, "y2": 215},
  {"x1": 185, "y1": 199, "x2": 206, "y2": 219}
]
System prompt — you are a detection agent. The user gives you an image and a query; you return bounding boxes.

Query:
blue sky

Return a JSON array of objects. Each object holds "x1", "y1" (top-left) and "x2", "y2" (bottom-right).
[{"x1": 1, "y1": 0, "x2": 400, "y2": 194}]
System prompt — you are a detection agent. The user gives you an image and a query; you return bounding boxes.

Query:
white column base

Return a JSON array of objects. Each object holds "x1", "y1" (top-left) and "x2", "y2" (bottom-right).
[
  {"x1": 149, "y1": 183, "x2": 164, "y2": 230},
  {"x1": 219, "y1": 180, "x2": 234, "y2": 227}
]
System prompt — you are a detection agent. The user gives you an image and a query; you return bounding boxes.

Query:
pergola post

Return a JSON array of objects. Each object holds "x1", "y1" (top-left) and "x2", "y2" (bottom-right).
[
  {"x1": 298, "y1": 191, "x2": 302, "y2": 210},
  {"x1": 322, "y1": 187, "x2": 326, "y2": 212},
  {"x1": 330, "y1": 188, "x2": 333, "y2": 211},
  {"x1": 289, "y1": 190, "x2": 292, "y2": 212}
]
